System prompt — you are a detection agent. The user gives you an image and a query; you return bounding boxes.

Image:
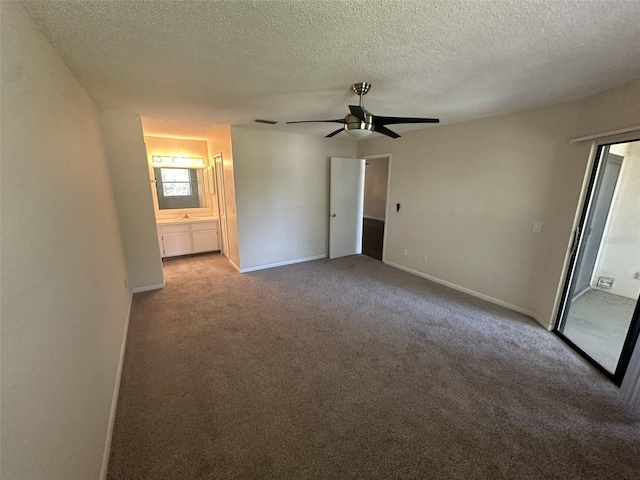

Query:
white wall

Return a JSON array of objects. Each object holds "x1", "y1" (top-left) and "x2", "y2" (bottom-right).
[
  {"x1": 1, "y1": 3, "x2": 131, "y2": 479},
  {"x1": 231, "y1": 127, "x2": 357, "y2": 270},
  {"x1": 364, "y1": 157, "x2": 389, "y2": 220},
  {"x1": 101, "y1": 113, "x2": 165, "y2": 291},
  {"x1": 574, "y1": 78, "x2": 640, "y2": 138},
  {"x1": 358, "y1": 103, "x2": 581, "y2": 322},
  {"x1": 591, "y1": 141, "x2": 640, "y2": 299}
]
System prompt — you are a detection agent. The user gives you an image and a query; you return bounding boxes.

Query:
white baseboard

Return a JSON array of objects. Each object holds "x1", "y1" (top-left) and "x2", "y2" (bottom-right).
[
  {"x1": 131, "y1": 283, "x2": 165, "y2": 293},
  {"x1": 99, "y1": 291, "x2": 133, "y2": 480},
  {"x1": 363, "y1": 215, "x2": 386, "y2": 222},
  {"x1": 239, "y1": 254, "x2": 328, "y2": 273},
  {"x1": 383, "y1": 261, "x2": 547, "y2": 328}
]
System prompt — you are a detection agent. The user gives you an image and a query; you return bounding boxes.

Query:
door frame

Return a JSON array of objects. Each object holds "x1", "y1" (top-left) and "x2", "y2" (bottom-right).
[
  {"x1": 363, "y1": 153, "x2": 393, "y2": 262},
  {"x1": 213, "y1": 153, "x2": 230, "y2": 258},
  {"x1": 553, "y1": 138, "x2": 640, "y2": 385}
]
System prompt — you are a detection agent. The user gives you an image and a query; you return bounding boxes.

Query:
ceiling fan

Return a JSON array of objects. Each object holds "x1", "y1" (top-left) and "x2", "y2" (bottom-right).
[{"x1": 287, "y1": 82, "x2": 439, "y2": 139}]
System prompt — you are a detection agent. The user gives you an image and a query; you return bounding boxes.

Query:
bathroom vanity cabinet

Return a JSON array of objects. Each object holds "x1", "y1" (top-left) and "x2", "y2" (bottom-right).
[{"x1": 157, "y1": 218, "x2": 219, "y2": 258}]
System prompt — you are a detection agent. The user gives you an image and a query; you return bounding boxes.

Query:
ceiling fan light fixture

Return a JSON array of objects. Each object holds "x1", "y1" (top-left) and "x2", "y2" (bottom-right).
[
  {"x1": 344, "y1": 113, "x2": 374, "y2": 138},
  {"x1": 345, "y1": 126, "x2": 374, "y2": 138}
]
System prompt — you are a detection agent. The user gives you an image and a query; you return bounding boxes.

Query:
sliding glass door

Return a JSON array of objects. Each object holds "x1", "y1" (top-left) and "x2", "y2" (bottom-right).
[{"x1": 556, "y1": 139, "x2": 640, "y2": 384}]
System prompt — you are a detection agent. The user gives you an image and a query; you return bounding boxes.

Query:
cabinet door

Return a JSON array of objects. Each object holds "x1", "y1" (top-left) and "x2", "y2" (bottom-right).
[
  {"x1": 162, "y1": 232, "x2": 192, "y2": 257},
  {"x1": 192, "y1": 229, "x2": 219, "y2": 253}
]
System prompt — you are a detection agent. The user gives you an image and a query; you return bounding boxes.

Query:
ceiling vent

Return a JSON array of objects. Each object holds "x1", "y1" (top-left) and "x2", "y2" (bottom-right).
[{"x1": 255, "y1": 119, "x2": 277, "y2": 125}]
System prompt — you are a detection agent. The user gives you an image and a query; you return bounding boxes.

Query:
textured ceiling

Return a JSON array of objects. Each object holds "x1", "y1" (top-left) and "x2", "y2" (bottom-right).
[{"x1": 21, "y1": 0, "x2": 640, "y2": 139}]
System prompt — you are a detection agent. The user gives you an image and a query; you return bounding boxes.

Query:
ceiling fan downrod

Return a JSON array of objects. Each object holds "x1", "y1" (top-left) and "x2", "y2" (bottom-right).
[{"x1": 352, "y1": 82, "x2": 371, "y2": 107}]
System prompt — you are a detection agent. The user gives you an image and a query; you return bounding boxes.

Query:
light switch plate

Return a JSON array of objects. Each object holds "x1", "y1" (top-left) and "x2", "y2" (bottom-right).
[{"x1": 532, "y1": 221, "x2": 543, "y2": 233}]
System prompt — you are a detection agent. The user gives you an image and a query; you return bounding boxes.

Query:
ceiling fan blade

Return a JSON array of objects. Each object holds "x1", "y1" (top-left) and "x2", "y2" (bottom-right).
[
  {"x1": 374, "y1": 116, "x2": 439, "y2": 125},
  {"x1": 325, "y1": 128, "x2": 345, "y2": 138},
  {"x1": 373, "y1": 124, "x2": 400, "y2": 139},
  {"x1": 286, "y1": 119, "x2": 345, "y2": 124},
  {"x1": 348, "y1": 105, "x2": 366, "y2": 121}
]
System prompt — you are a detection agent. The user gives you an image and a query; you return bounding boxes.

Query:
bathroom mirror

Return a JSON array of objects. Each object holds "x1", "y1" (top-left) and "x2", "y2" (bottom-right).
[{"x1": 153, "y1": 167, "x2": 206, "y2": 210}]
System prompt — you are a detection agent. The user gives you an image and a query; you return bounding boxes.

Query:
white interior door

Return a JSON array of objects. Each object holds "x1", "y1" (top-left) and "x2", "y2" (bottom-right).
[
  {"x1": 214, "y1": 154, "x2": 230, "y2": 258},
  {"x1": 329, "y1": 157, "x2": 365, "y2": 259}
]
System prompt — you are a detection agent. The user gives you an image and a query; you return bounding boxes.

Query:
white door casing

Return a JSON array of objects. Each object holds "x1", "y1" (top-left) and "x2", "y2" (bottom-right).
[
  {"x1": 214, "y1": 154, "x2": 230, "y2": 258},
  {"x1": 329, "y1": 157, "x2": 365, "y2": 259}
]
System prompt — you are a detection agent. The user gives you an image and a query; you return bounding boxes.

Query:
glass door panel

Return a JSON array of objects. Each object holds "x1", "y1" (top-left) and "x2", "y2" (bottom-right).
[{"x1": 556, "y1": 140, "x2": 640, "y2": 381}]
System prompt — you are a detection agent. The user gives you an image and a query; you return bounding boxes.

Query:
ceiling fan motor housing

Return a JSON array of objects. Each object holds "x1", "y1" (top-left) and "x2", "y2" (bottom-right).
[{"x1": 344, "y1": 112, "x2": 374, "y2": 136}]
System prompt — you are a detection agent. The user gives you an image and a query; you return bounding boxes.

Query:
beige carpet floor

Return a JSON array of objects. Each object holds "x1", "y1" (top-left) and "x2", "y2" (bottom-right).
[{"x1": 107, "y1": 254, "x2": 640, "y2": 479}]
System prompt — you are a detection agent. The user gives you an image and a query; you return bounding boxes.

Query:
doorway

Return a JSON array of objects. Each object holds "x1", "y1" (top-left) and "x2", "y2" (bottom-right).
[
  {"x1": 362, "y1": 155, "x2": 390, "y2": 261},
  {"x1": 328, "y1": 155, "x2": 392, "y2": 261},
  {"x1": 555, "y1": 139, "x2": 640, "y2": 384}
]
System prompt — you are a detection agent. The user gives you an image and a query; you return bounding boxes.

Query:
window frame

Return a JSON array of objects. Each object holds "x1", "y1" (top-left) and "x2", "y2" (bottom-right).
[{"x1": 158, "y1": 168, "x2": 194, "y2": 198}]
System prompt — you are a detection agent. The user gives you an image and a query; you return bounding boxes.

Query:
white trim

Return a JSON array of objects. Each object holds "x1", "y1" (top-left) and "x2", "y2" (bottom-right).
[
  {"x1": 99, "y1": 292, "x2": 133, "y2": 480},
  {"x1": 384, "y1": 260, "x2": 547, "y2": 328},
  {"x1": 213, "y1": 153, "x2": 230, "y2": 258},
  {"x1": 547, "y1": 142, "x2": 601, "y2": 331},
  {"x1": 239, "y1": 254, "x2": 327, "y2": 273},
  {"x1": 363, "y1": 153, "x2": 393, "y2": 160},
  {"x1": 363, "y1": 215, "x2": 385, "y2": 222},
  {"x1": 131, "y1": 283, "x2": 165, "y2": 293},
  {"x1": 569, "y1": 125, "x2": 640, "y2": 143}
]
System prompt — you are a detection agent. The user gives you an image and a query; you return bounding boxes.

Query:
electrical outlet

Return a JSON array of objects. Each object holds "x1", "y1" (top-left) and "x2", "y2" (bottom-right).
[
  {"x1": 422, "y1": 255, "x2": 428, "y2": 263},
  {"x1": 403, "y1": 249, "x2": 408, "y2": 256},
  {"x1": 303, "y1": 240, "x2": 310, "y2": 250},
  {"x1": 532, "y1": 221, "x2": 543, "y2": 233}
]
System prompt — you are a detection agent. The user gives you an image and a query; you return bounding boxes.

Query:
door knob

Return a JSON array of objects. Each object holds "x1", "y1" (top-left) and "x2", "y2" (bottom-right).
[{"x1": 331, "y1": 213, "x2": 337, "y2": 217}]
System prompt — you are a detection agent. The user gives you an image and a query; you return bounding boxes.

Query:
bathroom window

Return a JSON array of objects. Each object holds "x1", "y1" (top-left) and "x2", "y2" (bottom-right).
[
  {"x1": 153, "y1": 168, "x2": 203, "y2": 210},
  {"x1": 160, "y1": 168, "x2": 192, "y2": 196}
]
